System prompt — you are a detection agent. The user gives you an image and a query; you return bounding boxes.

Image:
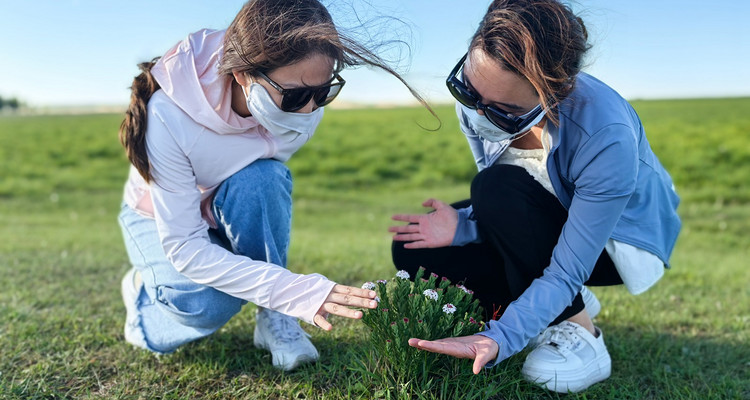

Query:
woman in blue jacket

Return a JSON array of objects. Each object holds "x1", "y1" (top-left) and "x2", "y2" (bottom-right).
[{"x1": 389, "y1": 0, "x2": 680, "y2": 393}]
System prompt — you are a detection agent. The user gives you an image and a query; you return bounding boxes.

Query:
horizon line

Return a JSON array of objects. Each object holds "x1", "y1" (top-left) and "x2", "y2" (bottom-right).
[{"x1": 2, "y1": 95, "x2": 749, "y2": 116}]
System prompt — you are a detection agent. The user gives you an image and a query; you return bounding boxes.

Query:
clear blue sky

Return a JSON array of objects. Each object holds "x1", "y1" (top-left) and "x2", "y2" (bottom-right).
[{"x1": 1, "y1": 0, "x2": 748, "y2": 107}]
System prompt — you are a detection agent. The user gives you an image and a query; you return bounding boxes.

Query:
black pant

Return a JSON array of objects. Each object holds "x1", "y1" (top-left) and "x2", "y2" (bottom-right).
[{"x1": 392, "y1": 165, "x2": 622, "y2": 323}]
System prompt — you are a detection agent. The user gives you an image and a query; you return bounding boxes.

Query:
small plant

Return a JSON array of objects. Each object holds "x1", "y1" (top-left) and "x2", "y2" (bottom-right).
[{"x1": 360, "y1": 267, "x2": 485, "y2": 385}]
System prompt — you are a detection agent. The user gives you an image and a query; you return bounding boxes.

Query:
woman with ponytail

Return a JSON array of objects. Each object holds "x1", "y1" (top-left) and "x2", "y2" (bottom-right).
[
  {"x1": 390, "y1": 0, "x2": 680, "y2": 393},
  {"x1": 118, "y1": 0, "x2": 428, "y2": 371}
]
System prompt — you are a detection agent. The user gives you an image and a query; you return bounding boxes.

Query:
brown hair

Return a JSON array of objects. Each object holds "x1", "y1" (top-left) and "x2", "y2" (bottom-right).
[
  {"x1": 120, "y1": 58, "x2": 160, "y2": 181},
  {"x1": 470, "y1": 0, "x2": 590, "y2": 124},
  {"x1": 120, "y1": 0, "x2": 434, "y2": 182}
]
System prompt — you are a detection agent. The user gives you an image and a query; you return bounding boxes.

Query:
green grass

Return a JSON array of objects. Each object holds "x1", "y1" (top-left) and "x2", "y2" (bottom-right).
[{"x1": 0, "y1": 99, "x2": 748, "y2": 399}]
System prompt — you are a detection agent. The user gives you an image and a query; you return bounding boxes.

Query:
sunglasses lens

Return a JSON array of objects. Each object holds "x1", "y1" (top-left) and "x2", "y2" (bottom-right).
[
  {"x1": 316, "y1": 83, "x2": 345, "y2": 107},
  {"x1": 280, "y1": 79, "x2": 344, "y2": 111},
  {"x1": 280, "y1": 89, "x2": 314, "y2": 112},
  {"x1": 484, "y1": 108, "x2": 517, "y2": 132},
  {"x1": 312, "y1": 87, "x2": 329, "y2": 106},
  {"x1": 447, "y1": 79, "x2": 477, "y2": 109},
  {"x1": 486, "y1": 105, "x2": 544, "y2": 134}
]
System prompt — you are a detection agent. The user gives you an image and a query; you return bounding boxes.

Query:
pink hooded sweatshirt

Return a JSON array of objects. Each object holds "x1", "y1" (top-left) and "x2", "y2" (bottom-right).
[{"x1": 122, "y1": 29, "x2": 334, "y2": 326}]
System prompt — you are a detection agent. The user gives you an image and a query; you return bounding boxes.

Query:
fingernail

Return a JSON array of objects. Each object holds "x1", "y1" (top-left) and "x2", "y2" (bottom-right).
[{"x1": 370, "y1": 301, "x2": 377, "y2": 307}]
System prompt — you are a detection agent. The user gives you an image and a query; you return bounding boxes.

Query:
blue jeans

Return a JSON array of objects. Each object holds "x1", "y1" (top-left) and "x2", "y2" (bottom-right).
[{"x1": 118, "y1": 159, "x2": 293, "y2": 353}]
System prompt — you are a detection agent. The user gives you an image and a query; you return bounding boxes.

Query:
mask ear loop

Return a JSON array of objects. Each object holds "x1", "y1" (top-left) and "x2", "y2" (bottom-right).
[
  {"x1": 498, "y1": 127, "x2": 532, "y2": 150},
  {"x1": 239, "y1": 75, "x2": 257, "y2": 100},
  {"x1": 495, "y1": 138, "x2": 512, "y2": 155}
]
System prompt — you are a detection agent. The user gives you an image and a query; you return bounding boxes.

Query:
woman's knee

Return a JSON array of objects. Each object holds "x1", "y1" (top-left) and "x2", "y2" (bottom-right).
[
  {"x1": 470, "y1": 165, "x2": 535, "y2": 221},
  {"x1": 155, "y1": 284, "x2": 245, "y2": 330},
  {"x1": 217, "y1": 159, "x2": 292, "y2": 207}
]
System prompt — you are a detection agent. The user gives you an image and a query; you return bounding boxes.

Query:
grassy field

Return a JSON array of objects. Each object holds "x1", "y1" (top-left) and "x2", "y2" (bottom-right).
[{"x1": 0, "y1": 99, "x2": 748, "y2": 399}]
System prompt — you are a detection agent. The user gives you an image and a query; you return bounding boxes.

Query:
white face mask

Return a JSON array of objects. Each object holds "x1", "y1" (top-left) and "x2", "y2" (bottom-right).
[
  {"x1": 462, "y1": 104, "x2": 546, "y2": 156},
  {"x1": 462, "y1": 103, "x2": 546, "y2": 144},
  {"x1": 244, "y1": 82, "x2": 324, "y2": 139}
]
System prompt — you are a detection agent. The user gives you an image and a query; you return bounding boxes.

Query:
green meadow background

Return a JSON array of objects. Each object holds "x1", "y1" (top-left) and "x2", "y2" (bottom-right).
[{"x1": 0, "y1": 99, "x2": 748, "y2": 399}]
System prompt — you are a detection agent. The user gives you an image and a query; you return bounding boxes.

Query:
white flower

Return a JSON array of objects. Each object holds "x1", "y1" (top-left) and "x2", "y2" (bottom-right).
[
  {"x1": 396, "y1": 270, "x2": 410, "y2": 280},
  {"x1": 456, "y1": 284, "x2": 472, "y2": 294},
  {"x1": 423, "y1": 289, "x2": 438, "y2": 301},
  {"x1": 442, "y1": 303, "x2": 456, "y2": 314},
  {"x1": 376, "y1": 279, "x2": 388, "y2": 284},
  {"x1": 374, "y1": 296, "x2": 381, "y2": 302},
  {"x1": 361, "y1": 282, "x2": 376, "y2": 290}
]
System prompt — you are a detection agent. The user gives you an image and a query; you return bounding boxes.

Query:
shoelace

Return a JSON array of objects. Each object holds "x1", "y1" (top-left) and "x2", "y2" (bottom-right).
[
  {"x1": 544, "y1": 323, "x2": 581, "y2": 352},
  {"x1": 534, "y1": 326, "x2": 553, "y2": 345},
  {"x1": 264, "y1": 312, "x2": 310, "y2": 344}
]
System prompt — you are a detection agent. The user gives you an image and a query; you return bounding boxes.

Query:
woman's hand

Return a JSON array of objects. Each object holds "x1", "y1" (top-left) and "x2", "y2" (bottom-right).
[
  {"x1": 389, "y1": 198, "x2": 458, "y2": 249},
  {"x1": 314, "y1": 284, "x2": 378, "y2": 330},
  {"x1": 408, "y1": 335, "x2": 500, "y2": 374}
]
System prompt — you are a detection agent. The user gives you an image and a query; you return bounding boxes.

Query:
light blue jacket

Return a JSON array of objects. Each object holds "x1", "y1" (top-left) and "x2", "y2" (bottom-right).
[{"x1": 452, "y1": 73, "x2": 681, "y2": 365}]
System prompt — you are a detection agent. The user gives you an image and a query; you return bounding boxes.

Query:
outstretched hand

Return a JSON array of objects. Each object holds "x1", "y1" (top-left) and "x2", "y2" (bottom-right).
[
  {"x1": 389, "y1": 198, "x2": 458, "y2": 249},
  {"x1": 408, "y1": 335, "x2": 500, "y2": 374},
  {"x1": 314, "y1": 284, "x2": 378, "y2": 331}
]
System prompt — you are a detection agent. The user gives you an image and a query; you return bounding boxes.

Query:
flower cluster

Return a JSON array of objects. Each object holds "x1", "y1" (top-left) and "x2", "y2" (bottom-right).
[
  {"x1": 456, "y1": 284, "x2": 474, "y2": 295},
  {"x1": 423, "y1": 289, "x2": 438, "y2": 301},
  {"x1": 361, "y1": 267, "x2": 484, "y2": 381}
]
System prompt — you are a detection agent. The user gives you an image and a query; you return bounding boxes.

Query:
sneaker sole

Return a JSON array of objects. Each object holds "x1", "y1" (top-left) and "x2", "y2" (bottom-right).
[
  {"x1": 253, "y1": 326, "x2": 318, "y2": 371},
  {"x1": 275, "y1": 353, "x2": 317, "y2": 372},
  {"x1": 522, "y1": 351, "x2": 611, "y2": 393}
]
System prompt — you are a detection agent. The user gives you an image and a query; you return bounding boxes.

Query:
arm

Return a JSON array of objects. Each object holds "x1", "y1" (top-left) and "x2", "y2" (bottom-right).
[
  {"x1": 146, "y1": 112, "x2": 370, "y2": 326},
  {"x1": 477, "y1": 124, "x2": 639, "y2": 364},
  {"x1": 409, "y1": 125, "x2": 639, "y2": 367}
]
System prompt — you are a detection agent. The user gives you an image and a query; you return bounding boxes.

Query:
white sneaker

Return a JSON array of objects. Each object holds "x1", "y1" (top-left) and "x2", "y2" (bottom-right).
[
  {"x1": 521, "y1": 321, "x2": 611, "y2": 393},
  {"x1": 254, "y1": 308, "x2": 319, "y2": 371},
  {"x1": 121, "y1": 268, "x2": 147, "y2": 349},
  {"x1": 528, "y1": 287, "x2": 600, "y2": 349}
]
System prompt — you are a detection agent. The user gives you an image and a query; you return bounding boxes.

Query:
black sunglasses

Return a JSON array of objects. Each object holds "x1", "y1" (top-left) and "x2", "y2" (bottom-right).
[
  {"x1": 257, "y1": 71, "x2": 345, "y2": 112},
  {"x1": 446, "y1": 53, "x2": 544, "y2": 134}
]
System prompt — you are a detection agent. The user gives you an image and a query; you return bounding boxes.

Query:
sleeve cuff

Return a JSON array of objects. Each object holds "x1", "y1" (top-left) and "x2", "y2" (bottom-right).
[
  {"x1": 451, "y1": 206, "x2": 482, "y2": 246},
  {"x1": 267, "y1": 272, "x2": 336, "y2": 326},
  {"x1": 475, "y1": 330, "x2": 503, "y2": 368}
]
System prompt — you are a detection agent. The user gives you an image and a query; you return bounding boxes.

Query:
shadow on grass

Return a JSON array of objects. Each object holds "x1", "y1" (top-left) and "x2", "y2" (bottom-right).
[
  {"x1": 6, "y1": 298, "x2": 743, "y2": 399},
  {"x1": 121, "y1": 316, "x2": 750, "y2": 399},
  {"x1": 159, "y1": 320, "x2": 525, "y2": 399}
]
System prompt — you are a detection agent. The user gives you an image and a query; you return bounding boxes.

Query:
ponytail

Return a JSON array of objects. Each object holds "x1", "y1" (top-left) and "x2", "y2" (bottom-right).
[{"x1": 119, "y1": 58, "x2": 161, "y2": 182}]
